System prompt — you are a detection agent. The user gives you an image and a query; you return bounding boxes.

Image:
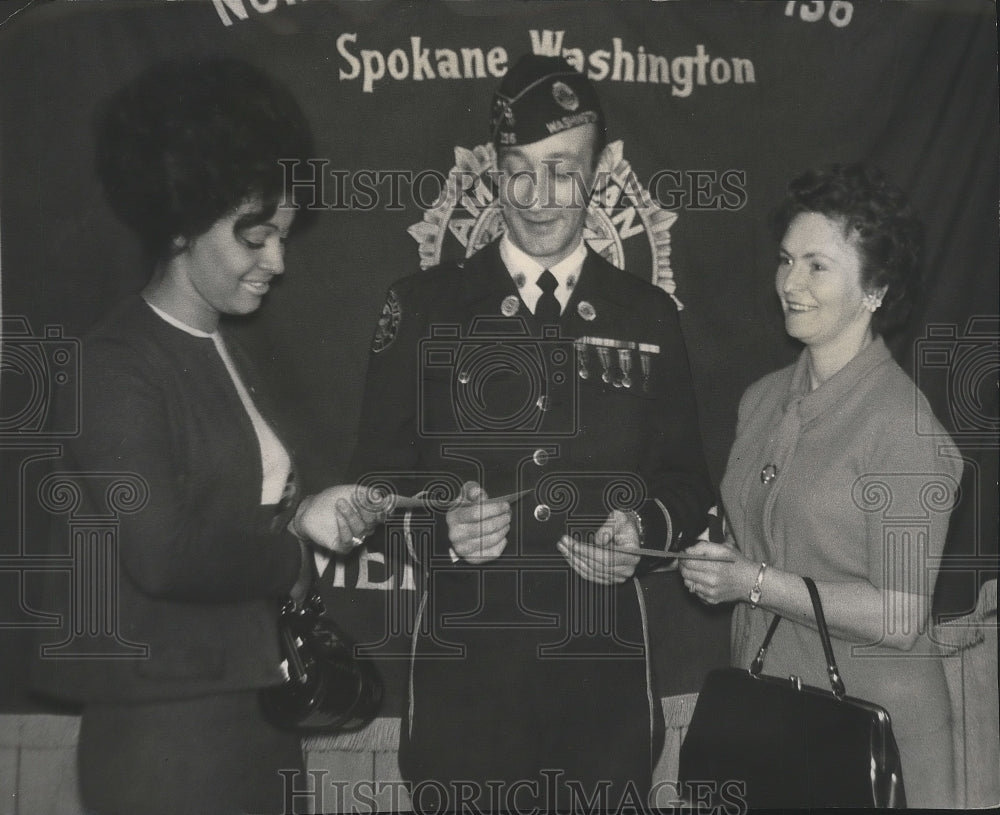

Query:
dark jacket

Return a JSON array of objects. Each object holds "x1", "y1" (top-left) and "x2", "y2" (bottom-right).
[
  {"x1": 32, "y1": 296, "x2": 302, "y2": 703},
  {"x1": 348, "y1": 241, "x2": 713, "y2": 796}
]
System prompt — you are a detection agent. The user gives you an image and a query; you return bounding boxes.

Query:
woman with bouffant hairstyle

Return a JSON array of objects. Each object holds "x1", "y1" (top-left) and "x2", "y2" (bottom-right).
[
  {"x1": 33, "y1": 57, "x2": 378, "y2": 815},
  {"x1": 680, "y1": 164, "x2": 962, "y2": 807},
  {"x1": 97, "y1": 56, "x2": 319, "y2": 262}
]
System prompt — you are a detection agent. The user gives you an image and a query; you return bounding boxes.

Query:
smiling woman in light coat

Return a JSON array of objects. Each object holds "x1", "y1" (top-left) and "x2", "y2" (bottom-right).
[{"x1": 680, "y1": 163, "x2": 963, "y2": 809}]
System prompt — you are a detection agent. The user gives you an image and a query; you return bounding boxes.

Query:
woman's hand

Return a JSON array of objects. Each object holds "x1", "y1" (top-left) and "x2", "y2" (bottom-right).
[
  {"x1": 446, "y1": 481, "x2": 511, "y2": 564},
  {"x1": 678, "y1": 540, "x2": 758, "y2": 605},
  {"x1": 291, "y1": 484, "x2": 383, "y2": 555}
]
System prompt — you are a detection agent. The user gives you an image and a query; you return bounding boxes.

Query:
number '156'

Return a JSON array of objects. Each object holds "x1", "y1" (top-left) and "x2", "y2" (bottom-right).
[{"x1": 785, "y1": 1, "x2": 854, "y2": 28}]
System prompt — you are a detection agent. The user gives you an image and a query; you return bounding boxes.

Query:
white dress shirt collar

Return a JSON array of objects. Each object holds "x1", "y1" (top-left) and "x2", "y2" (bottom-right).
[{"x1": 499, "y1": 234, "x2": 587, "y2": 314}]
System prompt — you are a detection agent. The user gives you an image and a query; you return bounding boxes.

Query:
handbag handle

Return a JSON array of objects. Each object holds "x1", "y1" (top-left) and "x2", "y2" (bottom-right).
[{"x1": 749, "y1": 576, "x2": 847, "y2": 700}]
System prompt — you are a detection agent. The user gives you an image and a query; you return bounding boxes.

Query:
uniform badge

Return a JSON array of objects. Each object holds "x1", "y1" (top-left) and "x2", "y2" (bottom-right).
[
  {"x1": 551, "y1": 81, "x2": 580, "y2": 112},
  {"x1": 371, "y1": 289, "x2": 401, "y2": 353},
  {"x1": 500, "y1": 295, "x2": 520, "y2": 316},
  {"x1": 513, "y1": 273, "x2": 526, "y2": 289},
  {"x1": 577, "y1": 301, "x2": 597, "y2": 321},
  {"x1": 491, "y1": 97, "x2": 515, "y2": 130}
]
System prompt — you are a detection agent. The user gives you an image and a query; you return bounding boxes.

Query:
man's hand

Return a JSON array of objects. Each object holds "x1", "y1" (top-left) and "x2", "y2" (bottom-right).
[
  {"x1": 557, "y1": 509, "x2": 642, "y2": 585},
  {"x1": 446, "y1": 481, "x2": 511, "y2": 564}
]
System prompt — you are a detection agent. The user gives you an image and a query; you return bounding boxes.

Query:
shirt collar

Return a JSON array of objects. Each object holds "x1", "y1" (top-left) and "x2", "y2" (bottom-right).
[
  {"x1": 499, "y1": 234, "x2": 587, "y2": 309},
  {"x1": 785, "y1": 335, "x2": 892, "y2": 423},
  {"x1": 143, "y1": 298, "x2": 216, "y2": 338}
]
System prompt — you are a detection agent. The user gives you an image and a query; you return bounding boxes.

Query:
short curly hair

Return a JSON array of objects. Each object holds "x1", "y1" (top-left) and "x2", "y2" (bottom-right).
[
  {"x1": 773, "y1": 163, "x2": 924, "y2": 335},
  {"x1": 96, "y1": 57, "x2": 316, "y2": 261}
]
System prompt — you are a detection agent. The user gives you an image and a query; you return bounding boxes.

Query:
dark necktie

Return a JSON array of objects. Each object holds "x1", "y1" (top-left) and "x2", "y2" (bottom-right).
[{"x1": 535, "y1": 269, "x2": 561, "y2": 323}]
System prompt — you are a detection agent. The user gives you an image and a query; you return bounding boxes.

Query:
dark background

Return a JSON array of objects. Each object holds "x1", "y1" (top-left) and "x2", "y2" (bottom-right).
[{"x1": 1, "y1": 0, "x2": 996, "y2": 716}]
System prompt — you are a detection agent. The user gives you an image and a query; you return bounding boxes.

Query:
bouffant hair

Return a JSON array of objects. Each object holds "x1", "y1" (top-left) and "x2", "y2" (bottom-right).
[
  {"x1": 773, "y1": 163, "x2": 924, "y2": 335},
  {"x1": 96, "y1": 57, "x2": 315, "y2": 261}
]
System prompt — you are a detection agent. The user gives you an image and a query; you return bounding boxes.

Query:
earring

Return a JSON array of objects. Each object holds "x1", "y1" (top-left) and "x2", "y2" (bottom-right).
[{"x1": 863, "y1": 293, "x2": 883, "y2": 313}]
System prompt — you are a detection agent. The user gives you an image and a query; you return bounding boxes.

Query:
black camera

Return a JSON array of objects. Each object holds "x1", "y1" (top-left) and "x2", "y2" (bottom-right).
[{"x1": 260, "y1": 592, "x2": 383, "y2": 733}]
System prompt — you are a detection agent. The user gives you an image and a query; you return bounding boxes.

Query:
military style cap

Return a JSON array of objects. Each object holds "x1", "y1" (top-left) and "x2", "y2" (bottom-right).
[{"x1": 490, "y1": 54, "x2": 606, "y2": 148}]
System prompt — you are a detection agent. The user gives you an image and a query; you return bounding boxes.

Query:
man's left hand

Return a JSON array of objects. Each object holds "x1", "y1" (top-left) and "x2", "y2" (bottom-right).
[{"x1": 557, "y1": 509, "x2": 642, "y2": 585}]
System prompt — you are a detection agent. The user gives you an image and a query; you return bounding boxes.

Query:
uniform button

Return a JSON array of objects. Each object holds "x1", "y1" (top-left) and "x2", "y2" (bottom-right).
[
  {"x1": 536, "y1": 395, "x2": 549, "y2": 411},
  {"x1": 532, "y1": 449, "x2": 549, "y2": 466},
  {"x1": 457, "y1": 371, "x2": 470, "y2": 385},
  {"x1": 533, "y1": 504, "x2": 551, "y2": 522}
]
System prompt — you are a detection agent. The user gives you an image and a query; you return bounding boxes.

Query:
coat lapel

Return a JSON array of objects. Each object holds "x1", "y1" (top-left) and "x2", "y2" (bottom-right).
[{"x1": 563, "y1": 249, "x2": 631, "y2": 340}]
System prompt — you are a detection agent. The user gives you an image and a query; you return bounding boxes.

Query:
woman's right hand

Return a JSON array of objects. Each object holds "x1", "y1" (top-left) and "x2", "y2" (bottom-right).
[
  {"x1": 291, "y1": 484, "x2": 383, "y2": 555},
  {"x1": 679, "y1": 540, "x2": 757, "y2": 606}
]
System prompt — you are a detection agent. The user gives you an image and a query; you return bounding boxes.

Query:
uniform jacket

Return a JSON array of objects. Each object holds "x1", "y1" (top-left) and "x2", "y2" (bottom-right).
[
  {"x1": 32, "y1": 295, "x2": 303, "y2": 704},
  {"x1": 349, "y1": 240, "x2": 713, "y2": 791},
  {"x1": 351, "y1": 240, "x2": 712, "y2": 554}
]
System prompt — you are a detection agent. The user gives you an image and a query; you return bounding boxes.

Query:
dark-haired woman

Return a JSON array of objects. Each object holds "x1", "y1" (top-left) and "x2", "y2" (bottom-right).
[
  {"x1": 33, "y1": 58, "x2": 376, "y2": 815},
  {"x1": 680, "y1": 164, "x2": 962, "y2": 808}
]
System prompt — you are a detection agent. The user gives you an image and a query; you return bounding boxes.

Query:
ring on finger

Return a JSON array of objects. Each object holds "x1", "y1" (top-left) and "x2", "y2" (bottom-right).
[{"x1": 350, "y1": 535, "x2": 366, "y2": 547}]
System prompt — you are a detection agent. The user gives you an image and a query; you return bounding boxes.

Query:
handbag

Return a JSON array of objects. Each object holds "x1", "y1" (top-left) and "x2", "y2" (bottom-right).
[
  {"x1": 679, "y1": 576, "x2": 906, "y2": 809},
  {"x1": 259, "y1": 591, "x2": 383, "y2": 733}
]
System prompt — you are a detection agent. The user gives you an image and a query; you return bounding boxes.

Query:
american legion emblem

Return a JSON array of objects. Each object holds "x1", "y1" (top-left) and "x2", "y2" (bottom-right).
[
  {"x1": 551, "y1": 80, "x2": 580, "y2": 112},
  {"x1": 407, "y1": 140, "x2": 681, "y2": 308}
]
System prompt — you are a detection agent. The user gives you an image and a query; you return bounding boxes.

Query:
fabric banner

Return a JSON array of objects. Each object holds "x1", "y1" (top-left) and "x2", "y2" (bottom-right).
[{"x1": 0, "y1": 0, "x2": 996, "y2": 717}]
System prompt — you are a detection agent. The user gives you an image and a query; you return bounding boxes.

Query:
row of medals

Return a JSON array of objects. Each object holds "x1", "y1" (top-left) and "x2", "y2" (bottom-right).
[
  {"x1": 575, "y1": 336, "x2": 660, "y2": 391},
  {"x1": 500, "y1": 292, "x2": 660, "y2": 391}
]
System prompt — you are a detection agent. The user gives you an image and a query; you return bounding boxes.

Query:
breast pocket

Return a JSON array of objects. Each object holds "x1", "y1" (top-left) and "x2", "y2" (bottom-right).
[
  {"x1": 573, "y1": 341, "x2": 667, "y2": 459},
  {"x1": 420, "y1": 358, "x2": 553, "y2": 436}
]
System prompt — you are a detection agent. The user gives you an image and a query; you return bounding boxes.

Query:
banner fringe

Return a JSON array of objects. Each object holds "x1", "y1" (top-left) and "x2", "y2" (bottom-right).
[
  {"x1": 305, "y1": 716, "x2": 400, "y2": 753},
  {"x1": 935, "y1": 579, "x2": 997, "y2": 652}
]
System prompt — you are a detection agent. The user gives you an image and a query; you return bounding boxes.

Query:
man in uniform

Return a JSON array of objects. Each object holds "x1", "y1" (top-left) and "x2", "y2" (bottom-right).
[{"x1": 349, "y1": 54, "x2": 712, "y2": 812}]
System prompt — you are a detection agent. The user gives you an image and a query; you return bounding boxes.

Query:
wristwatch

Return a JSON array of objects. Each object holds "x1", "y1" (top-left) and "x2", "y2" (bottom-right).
[{"x1": 749, "y1": 562, "x2": 768, "y2": 609}]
